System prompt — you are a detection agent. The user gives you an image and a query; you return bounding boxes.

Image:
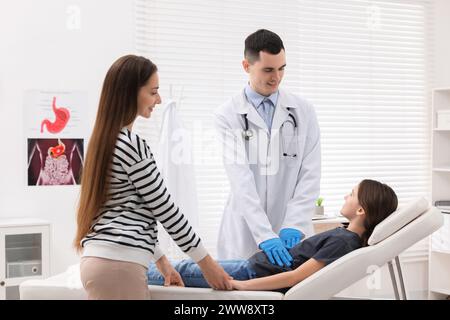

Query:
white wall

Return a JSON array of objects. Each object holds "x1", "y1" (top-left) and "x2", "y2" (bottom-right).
[
  {"x1": 0, "y1": 0, "x2": 135, "y2": 274},
  {"x1": 434, "y1": 0, "x2": 450, "y2": 87}
]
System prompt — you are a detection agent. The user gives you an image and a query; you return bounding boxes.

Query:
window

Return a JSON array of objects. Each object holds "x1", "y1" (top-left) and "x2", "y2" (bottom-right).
[{"x1": 135, "y1": 0, "x2": 432, "y2": 257}]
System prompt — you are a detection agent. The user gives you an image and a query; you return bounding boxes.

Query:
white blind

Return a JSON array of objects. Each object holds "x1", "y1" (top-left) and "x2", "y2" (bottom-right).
[{"x1": 135, "y1": 0, "x2": 433, "y2": 257}]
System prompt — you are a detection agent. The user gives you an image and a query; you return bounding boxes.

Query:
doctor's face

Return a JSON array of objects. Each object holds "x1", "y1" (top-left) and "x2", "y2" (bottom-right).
[
  {"x1": 340, "y1": 184, "x2": 364, "y2": 219},
  {"x1": 243, "y1": 50, "x2": 286, "y2": 96},
  {"x1": 137, "y1": 72, "x2": 161, "y2": 119}
]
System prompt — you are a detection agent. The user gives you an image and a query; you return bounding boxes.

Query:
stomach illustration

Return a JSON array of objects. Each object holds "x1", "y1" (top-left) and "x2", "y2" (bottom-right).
[
  {"x1": 48, "y1": 139, "x2": 66, "y2": 158},
  {"x1": 40, "y1": 97, "x2": 71, "y2": 134}
]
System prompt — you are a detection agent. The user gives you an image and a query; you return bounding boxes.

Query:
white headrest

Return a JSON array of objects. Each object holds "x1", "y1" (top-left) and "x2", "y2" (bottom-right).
[{"x1": 368, "y1": 197, "x2": 430, "y2": 245}]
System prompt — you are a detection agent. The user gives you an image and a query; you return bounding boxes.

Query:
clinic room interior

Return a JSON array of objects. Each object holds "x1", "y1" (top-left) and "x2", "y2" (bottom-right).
[{"x1": 0, "y1": 0, "x2": 450, "y2": 301}]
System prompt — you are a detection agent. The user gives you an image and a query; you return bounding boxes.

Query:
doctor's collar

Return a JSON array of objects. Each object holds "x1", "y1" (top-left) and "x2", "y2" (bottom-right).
[
  {"x1": 234, "y1": 88, "x2": 299, "y2": 115},
  {"x1": 244, "y1": 84, "x2": 279, "y2": 108}
]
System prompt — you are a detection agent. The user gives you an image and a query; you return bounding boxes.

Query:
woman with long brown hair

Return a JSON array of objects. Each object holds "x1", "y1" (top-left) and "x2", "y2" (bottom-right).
[
  {"x1": 147, "y1": 179, "x2": 398, "y2": 292},
  {"x1": 74, "y1": 54, "x2": 232, "y2": 299}
]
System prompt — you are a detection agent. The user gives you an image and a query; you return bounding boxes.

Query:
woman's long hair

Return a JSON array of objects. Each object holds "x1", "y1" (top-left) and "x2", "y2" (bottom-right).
[
  {"x1": 358, "y1": 179, "x2": 398, "y2": 246},
  {"x1": 74, "y1": 55, "x2": 157, "y2": 252}
]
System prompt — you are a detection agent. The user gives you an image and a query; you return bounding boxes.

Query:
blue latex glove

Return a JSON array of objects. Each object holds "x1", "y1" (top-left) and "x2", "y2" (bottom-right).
[
  {"x1": 259, "y1": 237, "x2": 293, "y2": 267},
  {"x1": 279, "y1": 228, "x2": 304, "y2": 249}
]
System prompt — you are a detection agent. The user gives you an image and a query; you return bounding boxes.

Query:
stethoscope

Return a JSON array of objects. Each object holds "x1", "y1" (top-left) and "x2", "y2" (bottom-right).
[{"x1": 242, "y1": 109, "x2": 298, "y2": 157}]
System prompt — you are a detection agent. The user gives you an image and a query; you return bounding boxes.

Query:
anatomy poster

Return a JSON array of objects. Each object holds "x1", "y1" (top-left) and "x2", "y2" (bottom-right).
[
  {"x1": 24, "y1": 91, "x2": 87, "y2": 186},
  {"x1": 24, "y1": 90, "x2": 87, "y2": 138},
  {"x1": 27, "y1": 139, "x2": 84, "y2": 186}
]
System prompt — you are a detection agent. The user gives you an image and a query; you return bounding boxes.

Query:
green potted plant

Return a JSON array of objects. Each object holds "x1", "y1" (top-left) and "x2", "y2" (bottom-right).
[{"x1": 315, "y1": 197, "x2": 324, "y2": 216}]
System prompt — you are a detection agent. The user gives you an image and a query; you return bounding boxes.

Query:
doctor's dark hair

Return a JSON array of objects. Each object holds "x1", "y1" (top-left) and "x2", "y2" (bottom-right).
[
  {"x1": 244, "y1": 29, "x2": 285, "y2": 63},
  {"x1": 357, "y1": 179, "x2": 398, "y2": 246},
  {"x1": 74, "y1": 54, "x2": 157, "y2": 252}
]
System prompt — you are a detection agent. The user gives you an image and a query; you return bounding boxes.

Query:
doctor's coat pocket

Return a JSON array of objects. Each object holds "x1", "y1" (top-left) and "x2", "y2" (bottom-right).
[{"x1": 281, "y1": 135, "x2": 300, "y2": 167}]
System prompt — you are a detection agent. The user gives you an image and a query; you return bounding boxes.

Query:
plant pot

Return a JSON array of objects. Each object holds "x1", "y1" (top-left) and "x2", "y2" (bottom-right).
[{"x1": 314, "y1": 206, "x2": 324, "y2": 216}]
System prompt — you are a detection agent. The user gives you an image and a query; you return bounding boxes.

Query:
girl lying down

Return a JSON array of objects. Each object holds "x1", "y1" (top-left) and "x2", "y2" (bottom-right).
[{"x1": 147, "y1": 179, "x2": 398, "y2": 292}]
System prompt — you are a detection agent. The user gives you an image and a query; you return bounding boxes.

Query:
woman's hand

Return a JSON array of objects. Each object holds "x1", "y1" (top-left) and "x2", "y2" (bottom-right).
[
  {"x1": 162, "y1": 267, "x2": 184, "y2": 287},
  {"x1": 197, "y1": 255, "x2": 233, "y2": 290},
  {"x1": 155, "y1": 255, "x2": 185, "y2": 287}
]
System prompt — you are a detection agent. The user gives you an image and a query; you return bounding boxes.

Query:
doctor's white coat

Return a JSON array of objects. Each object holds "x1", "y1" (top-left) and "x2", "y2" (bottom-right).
[
  {"x1": 215, "y1": 88, "x2": 321, "y2": 260},
  {"x1": 156, "y1": 100, "x2": 199, "y2": 258}
]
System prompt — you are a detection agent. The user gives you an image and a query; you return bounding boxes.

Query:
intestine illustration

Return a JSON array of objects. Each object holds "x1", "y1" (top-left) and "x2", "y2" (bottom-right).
[
  {"x1": 27, "y1": 139, "x2": 83, "y2": 186},
  {"x1": 40, "y1": 97, "x2": 71, "y2": 134}
]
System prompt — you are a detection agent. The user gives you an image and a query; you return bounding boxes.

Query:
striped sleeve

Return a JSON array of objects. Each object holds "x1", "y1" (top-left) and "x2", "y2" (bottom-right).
[
  {"x1": 118, "y1": 130, "x2": 207, "y2": 262},
  {"x1": 153, "y1": 244, "x2": 164, "y2": 262}
]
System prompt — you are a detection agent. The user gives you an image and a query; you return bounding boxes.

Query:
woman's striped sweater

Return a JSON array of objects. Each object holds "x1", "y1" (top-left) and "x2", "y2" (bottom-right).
[{"x1": 81, "y1": 128, "x2": 207, "y2": 268}]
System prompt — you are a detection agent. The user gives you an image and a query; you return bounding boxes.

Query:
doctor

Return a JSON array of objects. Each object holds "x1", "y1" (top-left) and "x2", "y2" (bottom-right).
[{"x1": 215, "y1": 29, "x2": 321, "y2": 267}]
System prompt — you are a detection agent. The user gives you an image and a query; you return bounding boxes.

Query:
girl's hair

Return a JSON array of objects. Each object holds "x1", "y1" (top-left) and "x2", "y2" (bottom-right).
[
  {"x1": 358, "y1": 179, "x2": 398, "y2": 246},
  {"x1": 73, "y1": 55, "x2": 158, "y2": 252}
]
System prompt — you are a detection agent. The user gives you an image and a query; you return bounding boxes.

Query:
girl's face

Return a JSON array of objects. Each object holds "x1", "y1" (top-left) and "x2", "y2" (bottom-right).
[
  {"x1": 340, "y1": 184, "x2": 364, "y2": 219},
  {"x1": 137, "y1": 72, "x2": 161, "y2": 118}
]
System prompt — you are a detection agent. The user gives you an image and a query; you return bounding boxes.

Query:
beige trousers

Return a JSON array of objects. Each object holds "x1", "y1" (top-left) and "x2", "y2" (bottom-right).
[{"x1": 80, "y1": 256, "x2": 150, "y2": 300}]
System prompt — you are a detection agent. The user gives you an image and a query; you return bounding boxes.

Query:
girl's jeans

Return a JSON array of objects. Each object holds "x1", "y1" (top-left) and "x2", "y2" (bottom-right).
[{"x1": 148, "y1": 259, "x2": 257, "y2": 288}]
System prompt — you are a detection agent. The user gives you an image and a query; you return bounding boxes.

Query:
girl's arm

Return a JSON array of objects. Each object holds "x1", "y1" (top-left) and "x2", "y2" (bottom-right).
[{"x1": 231, "y1": 258, "x2": 325, "y2": 291}]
